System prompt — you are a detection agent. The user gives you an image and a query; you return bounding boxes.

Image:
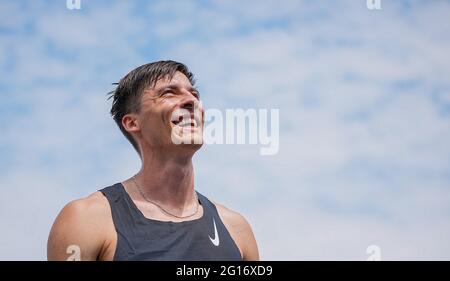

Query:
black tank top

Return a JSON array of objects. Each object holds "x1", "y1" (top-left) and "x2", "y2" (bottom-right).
[{"x1": 99, "y1": 183, "x2": 243, "y2": 261}]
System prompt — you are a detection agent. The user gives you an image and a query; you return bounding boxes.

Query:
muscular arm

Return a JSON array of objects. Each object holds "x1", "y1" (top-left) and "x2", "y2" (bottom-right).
[
  {"x1": 215, "y1": 203, "x2": 260, "y2": 261},
  {"x1": 49, "y1": 193, "x2": 258, "y2": 261},
  {"x1": 47, "y1": 193, "x2": 114, "y2": 261}
]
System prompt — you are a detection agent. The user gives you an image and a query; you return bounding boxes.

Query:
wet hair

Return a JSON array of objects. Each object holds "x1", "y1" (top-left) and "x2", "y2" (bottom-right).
[{"x1": 108, "y1": 60, "x2": 195, "y2": 154}]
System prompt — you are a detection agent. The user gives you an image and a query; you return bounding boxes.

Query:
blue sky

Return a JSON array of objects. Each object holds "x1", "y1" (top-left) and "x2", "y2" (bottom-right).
[{"x1": 1, "y1": 0, "x2": 450, "y2": 260}]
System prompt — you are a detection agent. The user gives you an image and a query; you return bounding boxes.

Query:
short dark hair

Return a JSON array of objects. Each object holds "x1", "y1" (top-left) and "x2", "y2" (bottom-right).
[{"x1": 108, "y1": 60, "x2": 196, "y2": 154}]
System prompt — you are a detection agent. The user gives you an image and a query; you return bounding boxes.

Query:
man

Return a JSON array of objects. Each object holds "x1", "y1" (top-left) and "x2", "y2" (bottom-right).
[{"x1": 47, "y1": 60, "x2": 259, "y2": 261}]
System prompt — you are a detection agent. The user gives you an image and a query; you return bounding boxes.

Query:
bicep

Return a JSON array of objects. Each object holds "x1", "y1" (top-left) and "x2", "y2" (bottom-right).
[
  {"x1": 239, "y1": 217, "x2": 260, "y2": 261},
  {"x1": 47, "y1": 200, "x2": 104, "y2": 261}
]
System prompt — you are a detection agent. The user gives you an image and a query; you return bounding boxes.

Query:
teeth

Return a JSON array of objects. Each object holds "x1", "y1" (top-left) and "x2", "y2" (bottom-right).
[
  {"x1": 176, "y1": 119, "x2": 197, "y2": 128},
  {"x1": 171, "y1": 112, "x2": 201, "y2": 128}
]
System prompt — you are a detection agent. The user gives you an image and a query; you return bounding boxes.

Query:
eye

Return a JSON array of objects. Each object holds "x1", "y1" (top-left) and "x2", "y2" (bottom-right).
[
  {"x1": 161, "y1": 90, "x2": 175, "y2": 97},
  {"x1": 192, "y1": 92, "x2": 200, "y2": 100}
]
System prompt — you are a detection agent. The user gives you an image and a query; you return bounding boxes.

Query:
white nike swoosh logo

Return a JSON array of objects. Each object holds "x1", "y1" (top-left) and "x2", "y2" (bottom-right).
[{"x1": 209, "y1": 218, "x2": 220, "y2": 246}]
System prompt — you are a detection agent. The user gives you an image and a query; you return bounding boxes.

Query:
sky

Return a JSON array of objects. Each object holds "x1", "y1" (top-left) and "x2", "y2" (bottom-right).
[{"x1": 0, "y1": 0, "x2": 450, "y2": 260}]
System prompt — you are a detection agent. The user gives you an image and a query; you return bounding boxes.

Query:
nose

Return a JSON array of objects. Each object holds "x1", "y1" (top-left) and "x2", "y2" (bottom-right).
[
  {"x1": 179, "y1": 92, "x2": 204, "y2": 124},
  {"x1": 180, "y1": 93, "x2": 201, "y2": 113},
  {"x1": 181, "y1": 98, "x2": 195, "y2": 111}
]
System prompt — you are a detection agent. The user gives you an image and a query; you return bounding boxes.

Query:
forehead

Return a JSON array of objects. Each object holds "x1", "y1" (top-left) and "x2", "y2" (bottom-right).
[{"x1": 153, "y1": 71, "x2": 192, "y2": 90}]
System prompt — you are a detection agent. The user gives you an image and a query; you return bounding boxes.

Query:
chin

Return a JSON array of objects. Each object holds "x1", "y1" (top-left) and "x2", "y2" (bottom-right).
[
  {"x1": 170, "y1": 140, "x2": 203, "y2": 159},
  {"x1": 170, "y1": 126, "x2": 204, "y2": 145}
]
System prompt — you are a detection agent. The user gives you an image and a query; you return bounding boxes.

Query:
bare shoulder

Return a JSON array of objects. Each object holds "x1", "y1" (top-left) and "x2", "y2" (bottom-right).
[
  {"x1": 47, "y1": 191, "x2": 115, "y2": 261},
  {"x1": 62, "y1": 192, "x2": 109, "y2": 214},
  {"x1": 53, "y1": 192, "x2": 111, "y2": 230},
  {"x1": 213, "y1": 201, "x2": 251, "y2": 232},
  {"x1": 211, "y1": 200, "x2": 260, "y2": 261}
]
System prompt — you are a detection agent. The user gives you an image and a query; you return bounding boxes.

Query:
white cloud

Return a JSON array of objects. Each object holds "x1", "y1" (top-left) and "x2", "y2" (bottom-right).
[{"x1": 1, "y1": 0, "x2": 450, "y2": 260}]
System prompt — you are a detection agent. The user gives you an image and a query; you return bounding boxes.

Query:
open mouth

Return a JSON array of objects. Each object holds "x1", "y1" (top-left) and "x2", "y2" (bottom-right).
[
  {"x1": 169, "y1": 110, "x2": 204, "y2": 144},
  {"x1": 171, "y1": 115, "x2": 200, "y2": 129}
]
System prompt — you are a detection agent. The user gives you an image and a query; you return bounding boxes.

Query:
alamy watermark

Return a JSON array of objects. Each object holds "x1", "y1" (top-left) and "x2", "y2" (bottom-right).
[
  {"x1": 66, "y1": 244, "x2": 81, "y2": 261},
  {"x1": 366, "y1": 0, "x2": 381, "y2": 10},
  {"x1": 66, "y1": 0, "x2": 81, "y2": 10},
  {"x1": 366, "y1": 244, "x2": 382, "y2": 261},
  {"x1": 170, "y1": 106, "x2": 280, "y2": 156}
]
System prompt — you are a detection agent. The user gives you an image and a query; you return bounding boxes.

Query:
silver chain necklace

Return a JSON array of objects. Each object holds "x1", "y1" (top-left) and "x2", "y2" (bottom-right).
[{"x1": 131, "y1": 176, "x2": 199, "y2": 219}]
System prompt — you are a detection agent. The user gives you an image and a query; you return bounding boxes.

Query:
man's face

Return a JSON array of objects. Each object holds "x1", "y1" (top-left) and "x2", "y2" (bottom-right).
[{"x1": 134, "y1": 71, "x2": 204, "y2": 154}]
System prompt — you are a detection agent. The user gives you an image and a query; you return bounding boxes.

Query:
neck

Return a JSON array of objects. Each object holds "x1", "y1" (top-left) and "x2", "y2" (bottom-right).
[{"x1": 132, "y1": 148, "x2": 196, "y2": 210}]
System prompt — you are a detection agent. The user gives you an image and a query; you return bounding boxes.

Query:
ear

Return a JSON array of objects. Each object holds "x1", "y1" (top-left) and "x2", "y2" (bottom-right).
[{"x1": 122, "y1": 113, "x2": 140, "y2": 134}]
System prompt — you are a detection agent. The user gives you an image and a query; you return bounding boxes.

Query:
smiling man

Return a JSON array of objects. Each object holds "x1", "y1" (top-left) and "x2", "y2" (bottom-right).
[{"x1": 47, "y1": 60, "x2": 259, "y2": 261}]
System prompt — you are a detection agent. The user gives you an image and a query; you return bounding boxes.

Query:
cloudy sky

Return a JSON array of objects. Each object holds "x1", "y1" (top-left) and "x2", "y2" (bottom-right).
[{"x1": 1, "y1": 0, "x2": 449, "y2": 260}]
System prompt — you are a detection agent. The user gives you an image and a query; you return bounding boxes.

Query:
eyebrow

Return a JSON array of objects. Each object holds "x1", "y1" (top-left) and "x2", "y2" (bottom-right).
[{"x1": 157, "y1": 84, "x2": 200, "y2": 95}]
